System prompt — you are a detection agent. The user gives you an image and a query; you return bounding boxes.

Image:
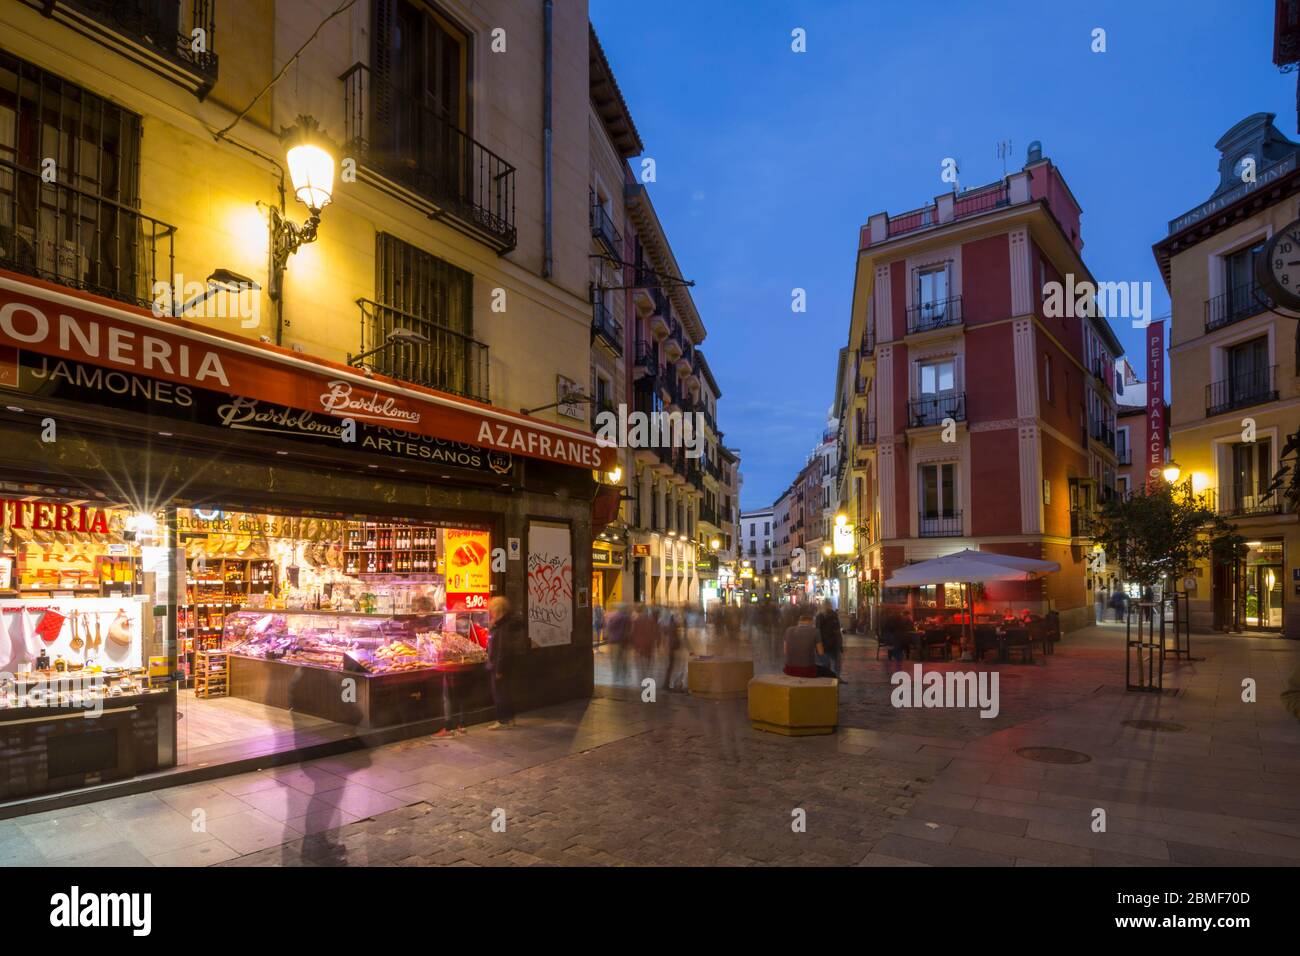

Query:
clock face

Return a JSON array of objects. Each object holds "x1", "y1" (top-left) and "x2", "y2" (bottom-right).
[{"x1": 1258, "y1": 220, "x2": 1300, "y2": 311}]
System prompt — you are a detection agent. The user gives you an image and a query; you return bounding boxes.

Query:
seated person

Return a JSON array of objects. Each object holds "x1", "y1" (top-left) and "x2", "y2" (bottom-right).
[{"x1": 783, "y1": 612, "x2": 836, "y2": 678}]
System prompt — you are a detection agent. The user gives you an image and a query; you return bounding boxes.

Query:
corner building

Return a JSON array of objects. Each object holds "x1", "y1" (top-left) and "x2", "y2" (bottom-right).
[{"x1": 842, "y1": 144, "x2": 1123, "y2": 632}]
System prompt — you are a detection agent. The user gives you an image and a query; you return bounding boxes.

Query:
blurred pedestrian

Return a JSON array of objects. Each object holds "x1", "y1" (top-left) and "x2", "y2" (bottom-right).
[
  {"x1": 486, "y1": 595, "x2": 524, "y2": 729},
  {"x1": 593, "y1": 601, "x2": 605, "y2": 644},
  {"x1": 815, "y1": 599, "x2": 843, "y2": 677},
  {"x1": 606, "y1": 603, "x2": 630, "y2": 684},
  {"x1": 663, "y1": 605, "x2": 688, "y2": 691},
  {"x1": 630, "y1": 604, "x2": 658, "y2": 683}
]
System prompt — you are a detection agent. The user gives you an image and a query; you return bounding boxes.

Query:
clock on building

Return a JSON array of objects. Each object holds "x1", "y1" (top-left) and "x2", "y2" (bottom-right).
[{"x1": 1256, "y1": 218, "x2": 1300, "y2": 311}]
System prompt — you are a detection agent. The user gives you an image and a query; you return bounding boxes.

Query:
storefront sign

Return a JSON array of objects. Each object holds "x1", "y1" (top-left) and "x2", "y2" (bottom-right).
[
  {"x1": 443, "y1": 529, "x2": 491, "y2": 611},
  {"x1": 0, "y1": 271, "x2": 614, "y2": 470},
  {"x1": 1, "y1": 499, "x2": 110, "y2": 533},
  {"x1": 632, "y1": 544, "x2": 650, "y2": 558},
  {"x1": 592, "y1": 546, "x2": 618, "y2": 567},
  {"x1": 1145, "y1": 321, "x2": 1165, "y2": 485},
  {"x1": 527, "y1": 521, "x2": 572, "y2": 647},
  {"x1": 832, "y1": 523, "x2": 855, "y2": 555},
  {"x1": 10, "y1": 351, "x2": 517, "y2": 480}
]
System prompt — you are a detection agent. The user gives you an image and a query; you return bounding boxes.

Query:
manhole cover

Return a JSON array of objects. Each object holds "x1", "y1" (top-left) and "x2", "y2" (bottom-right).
[
  {"x1": 1121, "y1": 719, "x2": 1187, "y2": 733},
  {"x1": 1015, "y1": 746, "x2": 1092, "y2": 764}
]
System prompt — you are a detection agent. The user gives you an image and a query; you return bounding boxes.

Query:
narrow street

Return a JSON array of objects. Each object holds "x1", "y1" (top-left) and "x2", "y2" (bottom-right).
[{"x1": 7, "y1": 628, "x2": 1296, "y2": 868}]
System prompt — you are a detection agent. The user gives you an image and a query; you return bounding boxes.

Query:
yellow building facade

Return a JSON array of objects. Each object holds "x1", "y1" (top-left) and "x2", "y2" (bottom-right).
[
  {"x1": 1, "y1": 0, "x2": 597, "y2": 412},
  {"x1": 1156, "y1": 112, "x2": 1300, "y2": 637}
]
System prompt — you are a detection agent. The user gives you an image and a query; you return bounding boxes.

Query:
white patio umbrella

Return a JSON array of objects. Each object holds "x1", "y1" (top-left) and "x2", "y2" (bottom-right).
[{"x1": 884, "y1": 550, "x2": 1061, "y2": 658}]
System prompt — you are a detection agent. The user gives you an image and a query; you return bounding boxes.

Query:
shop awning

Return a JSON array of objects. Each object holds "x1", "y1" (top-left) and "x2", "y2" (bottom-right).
[{"x1": 0, "y1": 269, "x2": 617, "y2": 471}]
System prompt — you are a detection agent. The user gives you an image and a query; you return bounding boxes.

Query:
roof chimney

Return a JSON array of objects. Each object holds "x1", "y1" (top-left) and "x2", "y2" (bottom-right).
[{"x1": 1026, "y1": 140, "x2": 1043, "y2": 165}]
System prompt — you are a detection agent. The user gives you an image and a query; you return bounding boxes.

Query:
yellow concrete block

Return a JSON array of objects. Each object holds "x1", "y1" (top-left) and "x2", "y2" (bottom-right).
[
  {"x1": 688, "y1": 656, "x2": 755, "y2": 700},
  {"x1": 747, "y1": 675, "x2": 838, "y2": 736}
]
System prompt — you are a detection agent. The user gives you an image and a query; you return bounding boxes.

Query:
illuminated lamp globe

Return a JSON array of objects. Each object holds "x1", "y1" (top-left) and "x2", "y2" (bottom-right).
[
  {"x1": 284, "y1": 117, "x2": 335, "y2": 212},
  {"x1": 1162, "y1": 461, "x2": 1182, "y2": 484}
]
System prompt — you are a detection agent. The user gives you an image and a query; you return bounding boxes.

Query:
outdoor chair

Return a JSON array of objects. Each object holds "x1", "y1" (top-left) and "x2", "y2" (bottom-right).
[
  {"x1": 922, "y1": 628, "x2": 951, "y2": 661},
  {"x1": 874, "y1": 628, "x2": 891, "y2": 660},
  {"x1": 973, "y1": 625, "x2": 1002, "y2": 662},
  {"x1": 1003, "y1": 627, "x2": 1033, "y2": 663}
]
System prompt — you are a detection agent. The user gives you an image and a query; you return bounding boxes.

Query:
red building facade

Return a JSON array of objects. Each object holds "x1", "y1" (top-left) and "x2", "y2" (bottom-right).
[{"x1": 846, "y1": 147, "x2": 1123, "y2": 631}]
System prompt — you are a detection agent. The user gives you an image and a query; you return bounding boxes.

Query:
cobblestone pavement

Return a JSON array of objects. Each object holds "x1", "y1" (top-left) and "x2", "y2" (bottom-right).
[{"x1": 6, "y1": 627, "x2": 1298, "y2": 866}]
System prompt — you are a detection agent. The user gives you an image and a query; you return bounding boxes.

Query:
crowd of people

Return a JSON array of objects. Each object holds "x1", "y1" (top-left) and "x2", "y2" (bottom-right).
[{"x1": 596, "y1": 597, "x2": 847, "y2": 687}]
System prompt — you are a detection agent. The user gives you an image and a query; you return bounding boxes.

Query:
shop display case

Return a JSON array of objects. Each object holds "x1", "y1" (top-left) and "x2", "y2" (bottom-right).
[{"x1": 223, "y1": 609, "x2": 490, "y2": 726}]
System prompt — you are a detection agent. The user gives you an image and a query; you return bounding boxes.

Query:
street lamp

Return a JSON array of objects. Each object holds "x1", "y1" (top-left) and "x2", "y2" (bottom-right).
[
  {"x1": 710, "y1": 537, "x2": 721, "y2": 550},
  {"x1": 522, "y1": 391, "x2": 595, "y2": 417},
  {"x1": 265, "y1": 115, "x2": 335, "y2": 309},
  {"x1": 1162, "y1": 460, "x2": 1182, "y2": 484}
]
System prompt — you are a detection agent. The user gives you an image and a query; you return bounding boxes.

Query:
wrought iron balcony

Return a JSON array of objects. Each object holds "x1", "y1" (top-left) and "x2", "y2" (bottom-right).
[
  {"x1": 590, "y1": 191, "x2": 621, "y2": 257},
  {"x1": 859, "y1": 327, "x2": 875, "y2": 356},
  {"x1": 591, "y1": 298, "x2": 623, "y2": 355},
  {"x1": 908, "y1": 392, "x2": 966, "y2": 428},
  {"x1": 1206, "y1": 365, "x2": 1278, "y2": 417},
  {"x1": 0, "y1": 157, "x2": 175, "y2": 312},
  {"x1": 1089, "y1": 419, "x2": 1115, "y2": 451},
  {"x1": 1211, "y1": 486, "x2": 1283, "y2": 517},
  {"x1": 906, "y1": 295, "x2": 963, "y2": 334},
  {"x1": 634, "y1": 339, "x2": 659, "y2": 379},
  {"x1": 919, "y1": 510, "x2": 963, "y2": 538},
  {"x1": 1068, "y1": 508, "x2": 1093, "y2": 538},
  {"x1": 42, "y1": 0, "x2": 219, "y2": 97},
  {"x1": 342, "y1": 63, "x2": 516, "y2": 252},
  {"x1": 356, "y1": 298, "x2": 489, "y2": 402},
  {"x1": 1205, "y1": 282, "x2": 1272, "y2": 333},
  {"x1": 856, "y1": 412, "x2": 876, "y2": 445}
]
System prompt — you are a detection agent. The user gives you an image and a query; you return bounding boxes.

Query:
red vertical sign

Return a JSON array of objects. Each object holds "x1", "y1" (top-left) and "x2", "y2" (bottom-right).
[{"x1": 1145, "y1": 321, "x2": 1165, "y2": 487}]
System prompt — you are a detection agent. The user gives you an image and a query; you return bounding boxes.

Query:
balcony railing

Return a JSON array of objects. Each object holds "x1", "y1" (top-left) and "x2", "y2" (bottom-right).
[
  {"x1": 356, "y1": 298, "x2": 489, "y2": 402},
  {"x1": 856, "y1": 413, "x2": 876, "y2": 445},
  {"x1": 1089, "y1": 420, "x2": 1115, "y2": 451},
  {"x1": 859, "y1": 326, "x2": 875, "y2": 356},
  {"x1": 1206, "y1": 365, "x2": 1278, "y2": 417},
  {"x1": 919, "y1": 511, "x2": 963, "y2": 537},
  {"x1": 590, "y1": 191, "x2": 621, "y2": 256},
  {"x1": 906, "y1": 295, "x2": 963, "y2": 334},
  {"x1": 1205, "y1": 282, "x2": 1272, "y2": 333},
  {"x1": 908, "y1": 393, "x2": 966, "y2": 428},
  {"x1": 1069, "y1": 508, "x2": 1093, "y2": 538},
  {"x1": 0, "y1": 157, "x2": 175, "y2": 312},
  {"x1": 591, "y1": 298, "x2": 623, "y2": 354},
  {"x1": 342, "y1": 63, "x2": 516, "y2": 252},
  {"x1": 1211, "y1": 486, "x2": 1283, "y2": 517},
  {"x1": 634, "y1": 339, "x2": 659, "y2": 378},
  {"x1": 953, "y1": 183, "x2": 1010, "y2": 217},
  {"x1": 54, "y1": 0, "x2": 219, "y2": 96}
]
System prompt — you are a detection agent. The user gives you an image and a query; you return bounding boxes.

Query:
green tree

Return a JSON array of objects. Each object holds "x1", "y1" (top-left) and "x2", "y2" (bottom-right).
[{"x1": 1087, "y1": 484, "x2": 1244, "y2": 589}]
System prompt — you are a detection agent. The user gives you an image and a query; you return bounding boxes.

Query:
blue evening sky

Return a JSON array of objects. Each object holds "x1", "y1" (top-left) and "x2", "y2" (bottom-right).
[{"x1": 589, "y1": 0, "x2": 1293, "y2": 510}]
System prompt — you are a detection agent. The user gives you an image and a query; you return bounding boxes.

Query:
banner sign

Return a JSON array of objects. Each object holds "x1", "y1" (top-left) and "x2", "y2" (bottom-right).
[
  {"x1": 1145, "y1": 321, "x2": 1166, "y2": 486},
  {"x1": 0, "y1": 271, "x2": 614, "y2": 470}
]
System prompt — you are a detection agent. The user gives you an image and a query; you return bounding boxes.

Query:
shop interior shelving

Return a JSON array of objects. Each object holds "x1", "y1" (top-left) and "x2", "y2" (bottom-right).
[
  {"x1": 179, "y1": 557, "x2": 275, "y2": 682},
  {"x1": 194, "y1": 648, "x2": 229, "y2": 699},
  {"x1": 344, "y1": 522, "x2": 441, "y2": 576}
]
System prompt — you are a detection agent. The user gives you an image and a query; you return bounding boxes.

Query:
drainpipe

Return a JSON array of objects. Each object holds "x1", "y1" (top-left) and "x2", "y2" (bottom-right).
[{"x1": 542, "y1": 0, "x2": 554, "y2": 278}]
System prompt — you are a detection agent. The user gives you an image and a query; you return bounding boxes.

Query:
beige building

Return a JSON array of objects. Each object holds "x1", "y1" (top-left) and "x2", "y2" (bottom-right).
[{"x1": 1154, "y1": 112, "x2": 1300, "y2": 637}]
